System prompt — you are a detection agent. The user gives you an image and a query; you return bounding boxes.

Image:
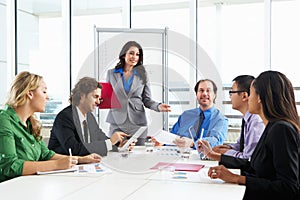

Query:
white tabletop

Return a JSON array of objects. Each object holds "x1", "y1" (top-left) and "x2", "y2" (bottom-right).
[{"x1": 0, "y1": 146, "x2": 245, "y2": 200}]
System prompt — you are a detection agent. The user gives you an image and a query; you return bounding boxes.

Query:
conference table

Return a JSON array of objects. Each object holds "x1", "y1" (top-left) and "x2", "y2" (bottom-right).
[{"x1": 0, "y1": 146, "x2": 245, "y2": 200}]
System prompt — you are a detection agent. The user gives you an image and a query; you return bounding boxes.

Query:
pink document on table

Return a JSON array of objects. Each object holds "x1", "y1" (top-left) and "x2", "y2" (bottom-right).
[{"x1": 150, "y1": 162, "x2": 205, "y2": 172}]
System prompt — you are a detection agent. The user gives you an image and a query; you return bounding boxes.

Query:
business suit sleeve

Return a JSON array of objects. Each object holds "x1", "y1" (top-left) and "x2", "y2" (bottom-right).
[
  {"x1": 244, "y1": 122, "x2": 300, "y2": 200},
  {"x1": 86, "y1": 113, "x2": 118, "y2": 155},
  {"x1": 49, "y1": 108, "x2": 90, "y2": 156},
  {"x1": 141, "y1": 77, "x2": 160, "y2": 111},
  {"x1": 220, "y1": 155, "x2": 252, "y2": 172},
  {"x1": 49, "y1": 107, "x2": 114, "y2": 156}
]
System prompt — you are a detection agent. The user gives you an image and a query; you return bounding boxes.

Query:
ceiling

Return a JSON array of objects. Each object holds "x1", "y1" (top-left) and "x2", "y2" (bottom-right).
[{"x1": 10, "y1": 0, "x2": 293, "y2": 16}]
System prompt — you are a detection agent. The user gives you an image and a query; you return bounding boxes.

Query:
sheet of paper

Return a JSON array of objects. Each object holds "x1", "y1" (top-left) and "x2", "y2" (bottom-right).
[
  {"x1": 75, "y1": 163, "x2": 109, "y2": 174},
  {"x1": 148, "y1": 168, "x2": 224, "y2": 184},
  {"x1": 37, "y1": 167, "x2": 77, "y2": 175},
  {"x1": 153, "y1": 130, "x2": 179, "y2": 145}
]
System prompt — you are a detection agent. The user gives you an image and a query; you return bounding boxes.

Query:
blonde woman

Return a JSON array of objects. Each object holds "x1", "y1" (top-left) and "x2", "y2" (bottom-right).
[{"x1": 0, "y1": 71, "x2": 100, "y2": 182}]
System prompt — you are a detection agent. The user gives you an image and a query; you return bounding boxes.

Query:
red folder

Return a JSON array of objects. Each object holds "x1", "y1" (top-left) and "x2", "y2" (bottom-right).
[
  {"x1": 150, "y1": 162, "x2": 205, "y2": 172},
  {"x1": 98, "y1": 82, "x2": 121, "y2": 109}
]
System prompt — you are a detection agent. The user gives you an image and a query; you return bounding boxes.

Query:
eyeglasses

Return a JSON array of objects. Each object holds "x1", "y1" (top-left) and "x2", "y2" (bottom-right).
[{"x1": 228, "y1": 90, "x2": 245, "y2": 95}]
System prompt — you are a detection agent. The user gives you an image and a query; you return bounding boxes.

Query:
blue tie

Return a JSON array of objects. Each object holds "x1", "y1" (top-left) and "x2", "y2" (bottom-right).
[{"x1": 195, "y1": 112, "x2": 205, "y2": 138}]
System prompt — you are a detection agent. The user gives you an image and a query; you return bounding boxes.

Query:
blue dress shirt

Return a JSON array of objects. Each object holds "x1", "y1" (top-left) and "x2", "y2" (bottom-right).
[
  {"x1": 114, "y1": 68, "x2": 138, "y2": 94},
  {"x1": 171, "y1": 107, "x2": 228, "y2": 147}
]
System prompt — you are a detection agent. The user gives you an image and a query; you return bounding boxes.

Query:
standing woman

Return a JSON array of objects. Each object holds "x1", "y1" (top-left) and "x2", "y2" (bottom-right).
[
  {"x1": 106, "y1": 41, "x2": 170, "y2": 145},
  {"x1": 0, "y1": 71, "x2": 100, "y2": 182},
  {"x1": 198, "y1": 70, "x2": 300, "y2": 200}
]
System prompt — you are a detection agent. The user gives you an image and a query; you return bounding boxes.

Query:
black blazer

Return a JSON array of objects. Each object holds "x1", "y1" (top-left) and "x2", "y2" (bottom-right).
[
  {"x1": 48, "y1": 105, "x2": 117, "y2": 156},
  {"x1": 220, "y1": 121, "x2": 300, "y2": 200}
]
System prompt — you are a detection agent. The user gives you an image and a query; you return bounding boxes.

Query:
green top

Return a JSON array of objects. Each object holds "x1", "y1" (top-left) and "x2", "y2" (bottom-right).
[{"x1": 0, "y1": 105, "x2": 55, "y2": 182}]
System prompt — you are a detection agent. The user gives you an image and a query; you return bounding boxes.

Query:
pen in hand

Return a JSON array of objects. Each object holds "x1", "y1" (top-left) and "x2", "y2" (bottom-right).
[
  {"x1": 199, "y1": 128, "x2": 204, "y2": 140},
  {"x1": 69, "y1": 148, "x2": 72, "y2": 157},
  {"x1": 68, "y1": 148, "x2": 78, "y2": 165},
  {"x1": 197, "y1": 129, "x2": 205, "y2": 150}
]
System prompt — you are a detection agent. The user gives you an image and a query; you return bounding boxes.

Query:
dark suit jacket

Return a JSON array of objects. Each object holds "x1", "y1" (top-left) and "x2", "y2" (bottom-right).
[
  {"x1": 220, "y1": 121, "x2": 300, "y2": 200},
  {"x1": 48, "y1": 105, "x2": 117, "y2": 156}
]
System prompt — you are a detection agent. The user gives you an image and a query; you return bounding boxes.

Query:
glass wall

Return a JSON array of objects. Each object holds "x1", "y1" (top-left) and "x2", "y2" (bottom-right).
[
  {"x1": 271, "y1": 0, "x2": 300, "y2": 113},
  {"x1": 198, "y1": 1, "x2": 264, "y2": 142},
  {"x1": 0, "y1": 0, "x2": 7, "y2": 107},
  {"x1": 72, "y1": 0, "x2": 128, "y2": 132},
  {"x1": 17, "y1": 0, "x2": 70, "y2": 125},
  {"x1": 132, "y1": 0, "x2": 196, "y2": 129},
  {"x1": 72, "y1": 0, "x2": 127, "y2": 85},
  {"x1": 3, "y1": 0, "x2": 299, "y2": 141}
]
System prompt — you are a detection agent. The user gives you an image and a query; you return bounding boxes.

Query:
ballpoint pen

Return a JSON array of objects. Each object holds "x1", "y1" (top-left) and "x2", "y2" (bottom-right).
[
  {"x1": 199, "y1": 128, "x2": 204, "y2": 140},
  {"x1": 69, "y1": 148, "x2": 77, "y2": 164},
  {"x1": 198, "y1": 128, "x2": 210, "y2": 160},
  {"x1": 69, "y1": 148, "x2": 72, "y2": 157},
  {"x1": 188, "y1": 126, "x2": 198, "y2": 149}
]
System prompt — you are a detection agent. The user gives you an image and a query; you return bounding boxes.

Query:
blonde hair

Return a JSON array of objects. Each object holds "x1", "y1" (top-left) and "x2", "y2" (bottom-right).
[{"x1": 6, "y1": 71, "x2": 44, "y2": 141}]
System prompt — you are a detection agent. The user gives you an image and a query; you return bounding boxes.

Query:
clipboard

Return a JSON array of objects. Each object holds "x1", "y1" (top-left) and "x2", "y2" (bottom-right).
[{"x1": 98, "y1": 82, "x2": 121, "y2": 109}]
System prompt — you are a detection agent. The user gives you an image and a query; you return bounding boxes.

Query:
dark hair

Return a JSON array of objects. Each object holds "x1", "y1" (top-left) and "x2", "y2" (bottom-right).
[
  {"x1": 69, "y1": 77, "x2": 102, "y2": 106},
  {"x1": 233, "y1": 75, "x2": 255, "y2": 95},
  {"x1": 115, "y1": 41, "x2": 147, "y2": 84},
  {"x1": 252, "y1": 70, "x2": 300, "y2": 133},
  {"x1": 115, "y1": 41, "x2": 144, "y2": 70},
  {"x1": 194, "y1": 79, "x2": 218, "y2": 103}
]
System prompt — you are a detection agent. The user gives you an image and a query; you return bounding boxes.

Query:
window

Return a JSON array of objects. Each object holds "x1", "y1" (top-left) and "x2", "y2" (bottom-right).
[
  {"x1": 17, "y1": 0, "x2": 70, "y2": 125},
  {"x1": 72, "y1": 0, "x2": 127, "y2": 85},
  {"x1": 271, "y1": 0, "x2": 300, "y2": 113},
  {"x1": 0, "y1": 0, "x2": 7, "y2": 107}
]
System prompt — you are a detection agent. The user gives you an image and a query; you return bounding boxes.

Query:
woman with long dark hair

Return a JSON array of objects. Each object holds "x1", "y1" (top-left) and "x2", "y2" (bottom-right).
[
  {"x1": 198, "y1": 70, "x2": 300, "y2": 200},
  {"x1": 106, "y1": 41, "x2": 170, "y2": 145}
]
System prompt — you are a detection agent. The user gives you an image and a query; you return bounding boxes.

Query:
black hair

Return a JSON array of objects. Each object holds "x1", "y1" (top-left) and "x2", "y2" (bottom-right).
[{"x1": 232, "y1": 75, "x2": 255, "y2": 95}]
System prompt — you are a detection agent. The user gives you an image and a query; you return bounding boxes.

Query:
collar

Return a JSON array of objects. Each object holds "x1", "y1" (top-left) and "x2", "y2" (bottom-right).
[
  {"x1": 198, "y1": 107, "x2": 213, "y2": 118},
  {"x1": 244, "y1": 111, "x2": 253, "y2": 124},
  {"x1": 114, "y1": 68, "x2": 138, "y2": 75},
  {"x1": 76, "y1": 106, "x2": 86, "y2": 124},
  {"x1": 5, "y1": 105, "x2": 31, "y2": 128}
]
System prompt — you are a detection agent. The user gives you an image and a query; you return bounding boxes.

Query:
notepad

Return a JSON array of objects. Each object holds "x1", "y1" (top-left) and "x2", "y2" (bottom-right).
[
  {"x1": 150, "y1": 162, "x2": 205, "y2": 172},
  {"x1": 98, "y1": 82, "x2": 121, "y2": 109},
  {"x1": 37, "y1": 167, "x2": 77, "y2": 175}
]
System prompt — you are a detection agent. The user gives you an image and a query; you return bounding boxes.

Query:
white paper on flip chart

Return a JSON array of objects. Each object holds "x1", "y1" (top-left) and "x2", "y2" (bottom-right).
[{"x1": 153, "y1": 130, "x2": 179, "y2": 145}]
